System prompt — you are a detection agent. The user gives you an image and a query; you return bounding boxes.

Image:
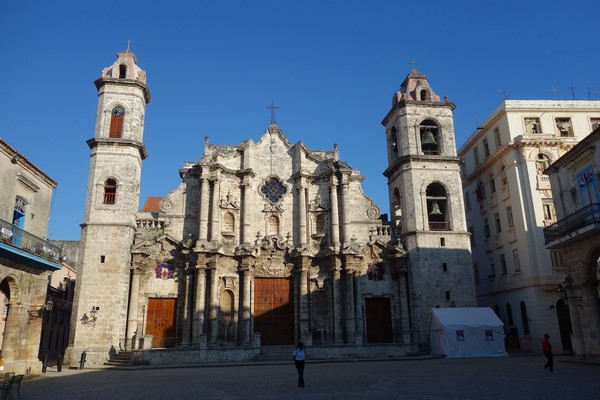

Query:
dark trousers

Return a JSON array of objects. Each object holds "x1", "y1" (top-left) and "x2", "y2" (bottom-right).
[
  {"x1": 295, "y1": 360, "x2": 305, "y2": 386},
  {"x1": 544, "y1": 351, "x2": 553, "y2": 372}
]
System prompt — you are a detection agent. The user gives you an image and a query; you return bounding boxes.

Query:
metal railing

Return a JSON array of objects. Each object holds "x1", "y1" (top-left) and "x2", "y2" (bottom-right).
[
  {"x1": 543, "y1": 203, "x2": 600, "y2": 244},
  {"x1": 0, "y1": 218, "x2": 61, "y2": 263},
  {"x1": 428, "y1": 221, "x2": 451, "y2": 231}
]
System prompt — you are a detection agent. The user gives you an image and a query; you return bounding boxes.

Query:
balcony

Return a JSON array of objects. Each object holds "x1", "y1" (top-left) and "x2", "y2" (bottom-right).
[
  {"x1": 0, "y1": 218, "x2": 62, "y2": 271},
  {"x1": 544, "y1": 203, "x2": 600, "y2": 245}
]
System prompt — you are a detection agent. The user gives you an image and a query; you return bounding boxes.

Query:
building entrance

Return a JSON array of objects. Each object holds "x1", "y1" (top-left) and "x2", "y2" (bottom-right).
[
  {"x1": 365, "y1": 297, "x2": 393, "y2": 343},
  {"x1": 145, "y1": 298, "x2": 177, "y2": 348},
  {"x1": 254, "y1": 278, "x2": 293, "y2": 345}
]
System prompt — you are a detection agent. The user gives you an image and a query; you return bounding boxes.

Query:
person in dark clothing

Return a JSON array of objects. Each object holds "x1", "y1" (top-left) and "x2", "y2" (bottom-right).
[
  {"x1": 542, "y1": 334, "x2": 554, "y2": 372},
  {"x1": 292, "y1": 342, "x2": 305, "y2": 387}
]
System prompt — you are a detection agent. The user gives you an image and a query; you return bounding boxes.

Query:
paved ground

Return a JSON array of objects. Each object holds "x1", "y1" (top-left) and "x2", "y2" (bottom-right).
[{"x1": 19, "y1": 355, "x2": 600, "y2": 400}]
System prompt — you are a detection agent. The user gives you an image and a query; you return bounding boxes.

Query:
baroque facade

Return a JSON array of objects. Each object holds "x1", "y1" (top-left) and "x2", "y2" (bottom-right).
[
  {"x1": 66, "y1": 51, "x2": 475, "y2": 366},
  {"x1": 458, "y1": 100, "x2": 600, "y2": 352}
]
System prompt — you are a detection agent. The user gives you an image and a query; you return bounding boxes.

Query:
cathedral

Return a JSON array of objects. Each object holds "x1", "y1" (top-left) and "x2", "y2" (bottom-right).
[{"x1": 65, "y1": 49, "x2": 476, "y2": 366}]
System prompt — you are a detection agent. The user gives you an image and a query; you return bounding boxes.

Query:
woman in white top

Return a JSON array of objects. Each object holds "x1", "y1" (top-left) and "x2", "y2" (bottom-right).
[{"x1": 292, "y1": 342, "x2": 305, "y2": 387}]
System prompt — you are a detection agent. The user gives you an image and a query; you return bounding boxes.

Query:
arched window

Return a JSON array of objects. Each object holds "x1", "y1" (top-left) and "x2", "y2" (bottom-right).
[
  {"x1": 390, "y1": 127, "x2": 398, "y2": 154},
  {"x1": 223, "y1": 212, "x2": 235, "y2": 233},
  {"x1": 419, "y1": 119, "x2": 439, "y2": 154},
  {"x1": 426, "y1": 183, "x2": 449, "y2": 231},
  {"x1": 506, "y1": 303, "x2": 514, "y2": 326},
  {"x1": 103, "y1": 179, "x2": 117, "y2": 204},
  {"x1": 420, "y1": 89, "x2": 429, "y2": 101},
  {"x1": 268, "y1": 215, "x2": 279, "y2": 236},
  {"x1": 520, "y1": 301, "x2": 530, "y2": 335},
  {"x1": 536, "y1": 154, "x2": 551, "y2": 175},
  {"x1": 219, "y1": 291, "x2": 234, "y2": 321},
  {"x1": 109, "y1": 106, "x2": 125, "y2": 138},
  {"x1": 119, "y1": 64, "x2": 127, "y2": 79}
]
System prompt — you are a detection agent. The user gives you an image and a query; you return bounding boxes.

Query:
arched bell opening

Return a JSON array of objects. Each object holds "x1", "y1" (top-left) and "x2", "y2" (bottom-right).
[
  {"x1": 419, "y1": 119, "x2": 440, "y2": 155},
  {"x1": 426, "y1": 182, "x2": 449, "y2": 231}
]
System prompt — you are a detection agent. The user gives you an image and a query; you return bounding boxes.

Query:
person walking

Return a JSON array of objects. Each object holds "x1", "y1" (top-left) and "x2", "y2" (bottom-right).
[
  {"x1": 292, "y1": 342, "x2": 305, "y2": 387},
  {"x1": 542, "y1": 334, "x2": 554, "y2": 372}
]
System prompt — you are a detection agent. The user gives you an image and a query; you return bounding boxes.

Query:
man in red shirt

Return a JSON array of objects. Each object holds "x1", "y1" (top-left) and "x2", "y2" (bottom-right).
[{"x1": 542, "y1": 334, "x2": 554, "y2": 372}]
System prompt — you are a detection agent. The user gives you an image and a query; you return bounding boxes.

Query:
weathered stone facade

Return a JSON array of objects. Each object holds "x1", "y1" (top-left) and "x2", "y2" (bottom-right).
[{"x1": 67, "y1": 52, "x2": 475, "y2": 366}]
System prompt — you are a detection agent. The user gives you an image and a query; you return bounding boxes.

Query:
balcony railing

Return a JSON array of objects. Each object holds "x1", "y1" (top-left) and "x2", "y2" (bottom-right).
[
  {"x1": 429, "y1": 221, "x2": 451, "y2": 231},
  {"x1": 0, "y1": 218, "x2": 61, "y2": 263},
  {"x1": 543, "y1": 203, "x2": 600, "y2": 244}
]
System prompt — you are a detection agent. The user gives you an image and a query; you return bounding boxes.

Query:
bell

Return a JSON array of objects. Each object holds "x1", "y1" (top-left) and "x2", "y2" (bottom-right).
[
  {"x1": 421, "y1": 130, "x2": 437, "y2": 149},
  {"x1": 429, "y1": 201, "x2": 443, "y2": 216}
]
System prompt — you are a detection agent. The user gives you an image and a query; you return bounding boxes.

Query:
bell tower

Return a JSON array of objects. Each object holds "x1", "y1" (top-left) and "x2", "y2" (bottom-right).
[
  {"x1": 382, "y1": 69, "x2": 476, "y2": 342},
  {"x1": 65, "y1": 49, "x2": 151, "y2": 366}
]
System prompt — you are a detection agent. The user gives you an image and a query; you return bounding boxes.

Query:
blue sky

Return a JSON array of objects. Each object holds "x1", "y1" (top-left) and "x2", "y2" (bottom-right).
[{"x1": 1, "y1": 1, "x2": 598, "y2": 240}]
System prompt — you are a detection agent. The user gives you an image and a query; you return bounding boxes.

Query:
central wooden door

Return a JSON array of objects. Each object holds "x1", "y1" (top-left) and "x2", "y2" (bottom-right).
[
  {"x1": 254, "y1": 278, "x2": 293, "y2": 345},
  {"x1": 145, "y1": 298, "x2": 177, "y2": 348},
  {"x1": 365, "y1": 297, "x2": 393, "y2": 343}
]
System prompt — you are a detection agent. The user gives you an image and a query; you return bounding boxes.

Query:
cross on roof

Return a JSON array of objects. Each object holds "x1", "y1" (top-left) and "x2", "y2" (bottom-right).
[
  {"x1": 266, "y1": 102, "x2": 279, "y2": 125},
  {"x1": 409, "y1": 59, "x2": 417, "y2": 71},
  {"x1": 126, "y1": 39, "x2": 133, "y2": 51}
]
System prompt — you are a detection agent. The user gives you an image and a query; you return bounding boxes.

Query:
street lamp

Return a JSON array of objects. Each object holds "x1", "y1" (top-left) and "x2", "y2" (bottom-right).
[{"x1": 557, "y1": 285, "x2": 582, "y2": 307}]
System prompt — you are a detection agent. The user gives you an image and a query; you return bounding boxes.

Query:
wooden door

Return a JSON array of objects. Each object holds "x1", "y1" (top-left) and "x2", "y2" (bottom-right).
[
  {"x1": 145, "y1": 298, "x2": 177, "y2": 348},
  {"x1": 254, "y1": 278, "x2": 293, "y2": 345},
  {"x1": 365, "y1": 297, "x2": 393, "y2": 343}
]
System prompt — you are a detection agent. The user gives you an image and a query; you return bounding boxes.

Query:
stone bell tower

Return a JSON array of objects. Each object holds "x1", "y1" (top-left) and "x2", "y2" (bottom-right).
[
  {"x1": 65, "y1": 48, "x2": 151, "y2": 366},
  {"x1": 382, "y1": 69, "x2": 476, "y2": 342}
]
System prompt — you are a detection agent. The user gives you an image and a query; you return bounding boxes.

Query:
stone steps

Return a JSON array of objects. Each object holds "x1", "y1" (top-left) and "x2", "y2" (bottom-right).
[
  {"x1": 105, "y1": 351, "x2": 133, "y2": 366},
  {"x1": 254, "y1": 345, "x2": 293, "y2": 362}
]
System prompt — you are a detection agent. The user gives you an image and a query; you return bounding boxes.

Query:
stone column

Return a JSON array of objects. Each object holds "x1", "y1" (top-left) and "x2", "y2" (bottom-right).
[
  {"x1": 353, "y1": 271, "x2": 363, "y2": 344},
  {"x1": 398, "y1": 270, "x2": 411, "y2": 343},
  {"x1": 181, "y1": 262, "x2": 194, "y2": 346},
  {"x1": 298, "y1": 177, "x2": 307, "y2": 246},
  {"x1": 239, "y1": 261, "x2": 254, "y2": 345},
  {"x1": 209, "y1": 178, "x2": 221, "y2": 241},
  {"x1": 199, "y1": 173, "x2": 210, "y2": 241},
  {"x1": 126, "y1": 262, "x2": 143, "y2": 349},
  {"x1": 192, "y1": 262, "x2": 207, "y2": 345},
  {"x1": 331, "y1": 265, "x2": 344, "y2": 343},
  {"x1": 329, "y1": 176, "x2": 340, "y2": 249},
  {"x1": 298, "y1": 259, "x2": 312, "y2": 345},
  {"x1": 580, "y1": 282, "x2": 600, "y2": 355},
  {"x1": 344, "y1": 268, "x2": 356, "y2": 342},
  {"x1": 340, "y1": 175, "x2": 350, "y2": 245},
  {"x1": 240, "y1": 180, "x2": 251, "y2": 244},
  {"x1": 207, "y1": 262, "x2": 220, "y2": 345}
]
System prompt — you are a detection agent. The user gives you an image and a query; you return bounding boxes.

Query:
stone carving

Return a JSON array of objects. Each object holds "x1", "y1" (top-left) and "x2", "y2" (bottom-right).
[
  {"x1": 366, "y1": 206, "x2": 380, "y2": 220},
  {"x1": 159, "y1": 198, "x2": 174, "y2": 214}
]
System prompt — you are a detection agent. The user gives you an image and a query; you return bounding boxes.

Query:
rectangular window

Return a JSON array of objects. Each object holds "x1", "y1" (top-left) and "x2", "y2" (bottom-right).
[
  {"x1": 456, "y1": 330, "x2": 465, "y2": 341},
  {"x1": 473, "y1": 263, "x2": 480, "y2": 284},
  {"x1": 524, "y1": 117, "x2": 542, "y2": 134},
  {"x1": 512, "y1": 249, "x2": 520, "y2": 273},
  {"x1": 483, "y1": 138, "x2": 490, "y2": 158},
  {"x1": 542, "y1": 200, "x2": 556, "y2": 225},
  {"x1": 442, "y1": 263, "x2": 448, "y2": 272},
  {"x1": 555, "y1": 117, "x2": 574, "y2": 137},
  {"x1": 485, "y1": 330, "x2": 494, "y2": 341},
  {"x1": 490, "y1": 177, "x2": 496, "y2": 194},
  {"x1": 506, "y1": 206, "x2": 514, "y2": 229},
  {"x1": 489, "y1": 263, "x2": 496, "y2": 279},
  {"x1": 500, "y1": 253, "x2": 507, "y2": 276},
  {"x1": 494, "y1": 127, "x2": 501, "y2": 148},
  {"x1": 494, "y1": 212, "x2": 502, "y2": 234},
  {"x1": 445, "y1": 291, "x2": 451, "y2": 300},
  {"x1": 474, "y1": 146, "x2": 480, "y2": 166},
  {"x1": 483, "y1": 218, "x2": 490, "y2": 239},
  {"x1": 551, "y1": 250, "x2": 563, "y2": 271}
]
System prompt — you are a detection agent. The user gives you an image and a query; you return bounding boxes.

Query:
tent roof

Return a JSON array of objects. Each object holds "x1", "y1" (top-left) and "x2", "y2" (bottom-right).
[{"x1": 430, "y1": 307, "x2": 503, "y2": 330}]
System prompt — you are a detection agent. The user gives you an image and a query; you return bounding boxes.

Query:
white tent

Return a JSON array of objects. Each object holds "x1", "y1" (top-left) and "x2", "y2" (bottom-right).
[{"x1": 429, "y1": 307, "x2": 508, "y2": 358}]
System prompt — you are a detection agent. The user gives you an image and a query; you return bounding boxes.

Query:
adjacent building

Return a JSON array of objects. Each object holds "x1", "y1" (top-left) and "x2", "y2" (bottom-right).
[
  {"x1": 544, "y1": 127, "x2": 600, "y2": 358},
  {"x1": 65, "y1": 50, "x2": 475, "y2": 366},
  {"x1": 0, "y1": 138, "x2": 63, "y2": 374},
  {"x1": 458, "y1": 100, "x2": 600, "y2": 351}
]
